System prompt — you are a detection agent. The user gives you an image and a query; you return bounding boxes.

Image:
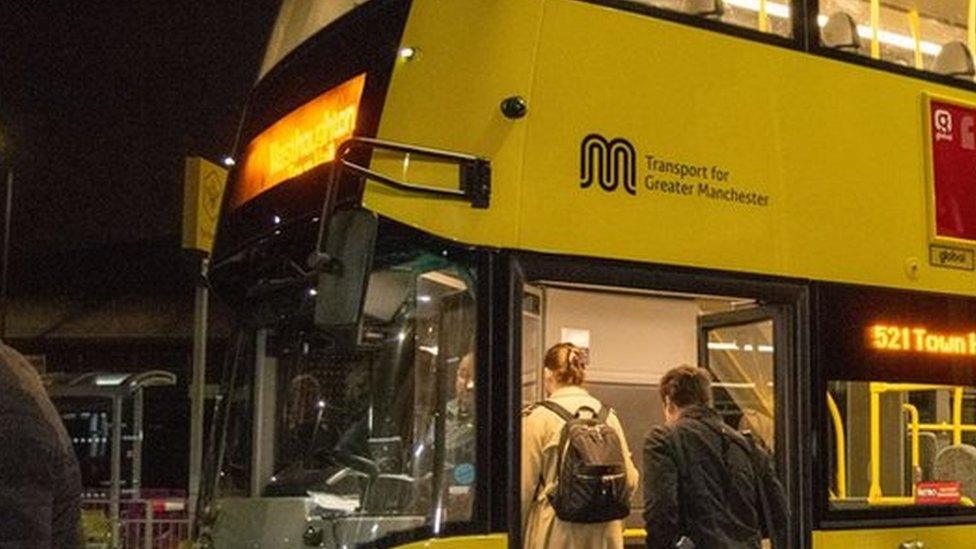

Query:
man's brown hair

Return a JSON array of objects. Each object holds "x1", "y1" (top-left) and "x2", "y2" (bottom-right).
[{"x1": 659, "y1": 365, "x2": 712, "y2": 408}]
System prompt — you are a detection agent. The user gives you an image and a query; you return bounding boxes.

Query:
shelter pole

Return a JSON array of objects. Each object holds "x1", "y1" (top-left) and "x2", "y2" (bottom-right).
[
  {"x1": 188, "y1": 256, "x2": 209, "y2": 533},
  {"x1": 111, "y1": 395, "x2": 123, "y2": 547}
]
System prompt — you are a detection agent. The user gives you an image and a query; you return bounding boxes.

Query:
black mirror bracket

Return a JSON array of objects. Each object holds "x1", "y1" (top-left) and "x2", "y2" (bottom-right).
[
  {"x1": 461, "y1": 158, "x2": 491, "y2": 209},
  {"x1": 329, "y1": 136, "x2": 491, "y2": 212},
  {"x1": 314, "y1": 136, "x2": 492, "y2": 259},
  {"x1": 306, "y1": 250, "x2": 339, "y2": 274}
]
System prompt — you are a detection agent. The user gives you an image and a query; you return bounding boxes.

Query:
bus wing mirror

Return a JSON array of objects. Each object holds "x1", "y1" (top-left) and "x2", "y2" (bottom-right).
[{"x1": 313, "y1": 207, "x2": 378, "y2": 336}]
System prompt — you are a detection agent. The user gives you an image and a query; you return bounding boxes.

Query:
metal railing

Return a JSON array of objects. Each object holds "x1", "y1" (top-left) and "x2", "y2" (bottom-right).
[
  {"x1": 81, "y1": 498, "x2": 190, "y2": 549},
  {"x1": 828, "y1": 384, "x2": 976, "y2": 507}
]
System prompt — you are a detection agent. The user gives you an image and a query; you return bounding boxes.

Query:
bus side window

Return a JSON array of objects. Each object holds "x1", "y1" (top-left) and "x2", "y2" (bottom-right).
[
  {"x1": 629, "y1": 0, "x2": 793, "y2": 37},
  {"x1": 818, "y1": 0, "x2": 969, "y2": 75}
]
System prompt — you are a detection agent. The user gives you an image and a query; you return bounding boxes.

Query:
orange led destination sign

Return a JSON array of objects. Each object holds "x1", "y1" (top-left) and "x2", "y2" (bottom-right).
[
  {"x1": 868, "y1": 323, "x2": 976, "y2": 356},
  {"x1": 229, "y1": 73, "x2": 366, "y2": 209}
]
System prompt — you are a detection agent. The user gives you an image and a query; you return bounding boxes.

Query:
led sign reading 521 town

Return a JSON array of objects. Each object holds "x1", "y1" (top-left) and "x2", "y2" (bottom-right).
[{"x1": 868, "y1": 323, "x2": 976, "y2": 356}]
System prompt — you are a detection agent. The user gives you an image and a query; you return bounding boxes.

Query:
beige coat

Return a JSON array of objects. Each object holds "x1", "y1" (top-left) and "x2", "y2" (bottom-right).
[{"x1": 521, "y1": 386, "x2": 639, "y2": 549}]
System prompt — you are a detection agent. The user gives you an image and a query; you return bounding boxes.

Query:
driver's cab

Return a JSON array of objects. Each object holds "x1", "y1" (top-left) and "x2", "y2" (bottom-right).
[{"x1": 207, "y1": 219, "x2": 480, "y2": 547}]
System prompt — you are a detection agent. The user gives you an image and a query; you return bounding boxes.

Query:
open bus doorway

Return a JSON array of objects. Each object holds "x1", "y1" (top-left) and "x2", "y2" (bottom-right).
[{"x1": 519, "y1": 282, "x2": 790, "y2": 539}]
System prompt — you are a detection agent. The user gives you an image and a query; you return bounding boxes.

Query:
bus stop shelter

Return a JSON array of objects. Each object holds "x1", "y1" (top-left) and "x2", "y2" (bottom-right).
[{"x1": 44, "y1": 370, "x2": 177, "y2": 545}]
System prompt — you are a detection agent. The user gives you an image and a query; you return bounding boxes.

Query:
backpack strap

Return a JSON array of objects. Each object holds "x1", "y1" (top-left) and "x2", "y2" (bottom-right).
[
  {"x1": 742, "y1": 432, "x2": 778, "y2": 549},
  {"x1": 713, "y1": 424, "x2": 779, "y2": 549},
  {"x1": 597, "y1": 406, "x2": 611, "y2": 423},
  {"x1": 536, "y1": 400, "x2": 574, "y2": 422}
]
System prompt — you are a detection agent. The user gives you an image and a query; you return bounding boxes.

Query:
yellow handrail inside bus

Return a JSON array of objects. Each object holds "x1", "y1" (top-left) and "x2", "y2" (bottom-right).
[
  {"x1": 903, "y1": 403, "x2": 920, "y2": 496},
  {"x1": 826, "y1": 391, "x2": 846, "y2": 499},
  {"x1": 916, "y1": 423, "x2": 976, "y2": 432},
  {"x1": 864, "y1": 383, "x2": 976, "y2": 507},
  {"x1": 758, "y1": 0, "x2": 768, "y2": 33},
  {"x1": 624, "y1": 528, "x2": 647, "y2": 540},
  {"x1": 870, "y1": 0, "x2": 881, "y2": 59},
  {"x1": 869, "y1": 382, "x2": 882, "y2": 500},
  {"x1": 954, "y1": 386, "x2": 964, "y2": 446},
  {"x1": 907, "y1": 10, "x2": 923, "y2": 70},
  {"x1": 969, "y1": 0, "x2": 976, "y2": 59}
]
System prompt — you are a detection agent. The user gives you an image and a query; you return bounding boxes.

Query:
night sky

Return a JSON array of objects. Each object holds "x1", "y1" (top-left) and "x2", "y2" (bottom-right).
[{"x1": 0, "y1": 2, "x2": 280, "y2": 247}]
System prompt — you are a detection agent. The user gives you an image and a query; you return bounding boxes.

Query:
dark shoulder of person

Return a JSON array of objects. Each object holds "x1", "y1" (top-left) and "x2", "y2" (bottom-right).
[{"x1": 643, "y1": 424, "x2": 674, "y2": 451}]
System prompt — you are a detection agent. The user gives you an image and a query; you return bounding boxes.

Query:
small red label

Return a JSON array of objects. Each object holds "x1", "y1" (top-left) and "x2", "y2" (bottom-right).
[{"x1": 915, "y1": 481, "x2": 962, "y2": 505}]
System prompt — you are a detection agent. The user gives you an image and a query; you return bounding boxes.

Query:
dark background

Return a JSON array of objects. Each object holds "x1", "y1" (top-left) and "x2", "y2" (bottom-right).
[
  {"x1": 0, "y1": 1, "x2": 279, "y2": 249},
  {"x1": 0, "y1": 2, "x2": 281, "y2": 491}
]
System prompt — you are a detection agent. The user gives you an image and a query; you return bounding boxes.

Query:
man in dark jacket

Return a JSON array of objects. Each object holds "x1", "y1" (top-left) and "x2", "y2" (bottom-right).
[
  {"x1": 0, "y1": 343, "x2": 82, "y2": 547},
  {"x1": 643, "y1": 365, "x2": 787, "y2": 549}
]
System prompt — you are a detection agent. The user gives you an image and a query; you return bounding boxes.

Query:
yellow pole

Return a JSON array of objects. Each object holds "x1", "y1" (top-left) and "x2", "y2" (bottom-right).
[
  {"x1": 873, "y1": 382, "x2": 949, "y2": 393},
  {"x1": 903, "y1": 404, "x2": 920, "y2": 497},
  {"x1": 907, "y1": 10, "x2": 923, "y2": 70},
  {"x1": 954, "y1": 387, "x2": 964, "y2": 446},
  {"x1": 826, "y1": 392, "x2": 847, "y2": 499},
  {"x1": 758, "y1": 0, "x2": 769, "y2": 33},
  {"x1": 869, "y1": 383, "x2": 882, "y2": 500},
  {"x1": 969, "y1": 0, "x2": 976, "y2": 60},
  {"x1": 916, "y1": 423, "x2": 976, "y2": 432},
  {"x1": 870, "y1": 0, "x2": 881, "y2": 60}
]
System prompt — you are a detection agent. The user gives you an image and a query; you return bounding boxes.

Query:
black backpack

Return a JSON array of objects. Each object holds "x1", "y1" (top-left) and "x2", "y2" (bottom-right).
[
  {"x1": 675, "y1": 421, "x2": 789, "y2": 548},
  {"x1": 739, "y1": 431, "x2": 789, "y2": 549},
  {"x1": 538, "y1": 401, "x2": 630, "y2": 523}
]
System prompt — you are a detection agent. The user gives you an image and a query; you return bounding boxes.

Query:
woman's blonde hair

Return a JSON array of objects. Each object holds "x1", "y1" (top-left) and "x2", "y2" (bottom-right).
[{"x1": 543, "y1": 343, "x2": 587, "y2": 386}]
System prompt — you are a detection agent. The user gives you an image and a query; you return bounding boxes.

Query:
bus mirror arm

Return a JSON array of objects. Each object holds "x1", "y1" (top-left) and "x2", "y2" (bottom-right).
[
  {"x1": 320, "y1": 137, "x2": 491, "y2": 226},
  {"x1": 312, "y1": 138, "x2": 489, "y2": 280},
  {"x1": 307, "y1": 250, "x2": 339, "y2": 274}
]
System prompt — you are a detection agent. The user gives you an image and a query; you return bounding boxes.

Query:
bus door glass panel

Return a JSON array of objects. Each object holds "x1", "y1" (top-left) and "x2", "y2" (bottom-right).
[
  {"x1": 522, "y1": 286, "x2": 544, "y2": 406},
  {"x1": 698, "y1": 306, "x2": 785, "y2": 455}
]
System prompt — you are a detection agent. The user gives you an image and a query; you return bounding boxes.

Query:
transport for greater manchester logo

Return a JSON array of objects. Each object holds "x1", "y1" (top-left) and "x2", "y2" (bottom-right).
[
  {"x1": 579, "y1": 133, "x2": 637, "y2": 195},
  {"x1": 577, "y1": 133, "x2": 772, "y2": 207}
]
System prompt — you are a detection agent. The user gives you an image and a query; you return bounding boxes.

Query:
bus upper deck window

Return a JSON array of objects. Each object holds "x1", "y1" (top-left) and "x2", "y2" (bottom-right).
[
  {"x1": 631, "y1": 0, "x2": 792, "y2": 37},
  {"x1": 818, "y1": 1, "x2": 969, "y2": 76}
]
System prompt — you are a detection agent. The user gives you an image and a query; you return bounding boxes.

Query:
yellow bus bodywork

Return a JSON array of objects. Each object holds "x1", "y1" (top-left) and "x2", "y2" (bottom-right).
[
  {"x1": 812, "y1": 524, "x2": 976, "y2": 546},
  {"x1": 369, "y1": 0, "x2": 976, "y2": 297},
  {"x1": 364, "y1": 0, "x2": 976, "y2": 545},
  {"x1": 396, "y1": 534, "x2": 507, "y2": 549}
]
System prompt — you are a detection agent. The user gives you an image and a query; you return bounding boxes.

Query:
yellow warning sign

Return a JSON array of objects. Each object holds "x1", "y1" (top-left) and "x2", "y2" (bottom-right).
[{"x1": 182, "y1": 157, "x2": 228, "y2": 254}]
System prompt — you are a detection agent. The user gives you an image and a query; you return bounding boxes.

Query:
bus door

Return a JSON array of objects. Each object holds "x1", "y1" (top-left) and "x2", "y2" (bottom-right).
[
  {"x1": 697, "y1": 304, "x2": 799, "y2": 544},
  {"x1": 697, "y1": 306, "x2": 791, "y2": 460}
]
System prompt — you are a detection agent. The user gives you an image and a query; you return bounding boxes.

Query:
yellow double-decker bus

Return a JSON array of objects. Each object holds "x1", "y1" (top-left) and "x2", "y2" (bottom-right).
[{"x1": 198, "y1": 0, "x2": 976, "y2": 547}]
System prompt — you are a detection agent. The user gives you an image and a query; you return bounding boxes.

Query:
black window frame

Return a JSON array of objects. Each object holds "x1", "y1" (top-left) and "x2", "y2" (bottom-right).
[
  {"x1": 510, "y1": 250, "x2": 811, "y2": 548},
  {"x1": 813, "y1": 281, "x2": 976, "y2": 530},
  {"x1": 575, "y1": 0, "x2": 976, "y2": 94}
]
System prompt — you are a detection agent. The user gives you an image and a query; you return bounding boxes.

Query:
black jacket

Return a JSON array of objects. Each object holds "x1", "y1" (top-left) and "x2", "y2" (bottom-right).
[
  {"x1": 0, "y1": 344, "x2": 82, "y2": 548},
  {"x1": 643, "y1": 406, "x2": 776, "y2": 549}
]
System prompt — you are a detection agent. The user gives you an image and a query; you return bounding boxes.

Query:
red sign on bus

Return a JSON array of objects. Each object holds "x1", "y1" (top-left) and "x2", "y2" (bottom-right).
[
  {"x1": 929, "y1": 97, "x2": 976, "y2": 242},
  {"x1": 915, "y1": 481, "x2": 961, "y2": 505}
]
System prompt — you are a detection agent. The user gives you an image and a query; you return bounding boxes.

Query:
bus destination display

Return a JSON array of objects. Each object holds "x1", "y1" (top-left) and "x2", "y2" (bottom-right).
[{"x1": 819, "y1": 283, "x2": 976, "y2": 385}]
